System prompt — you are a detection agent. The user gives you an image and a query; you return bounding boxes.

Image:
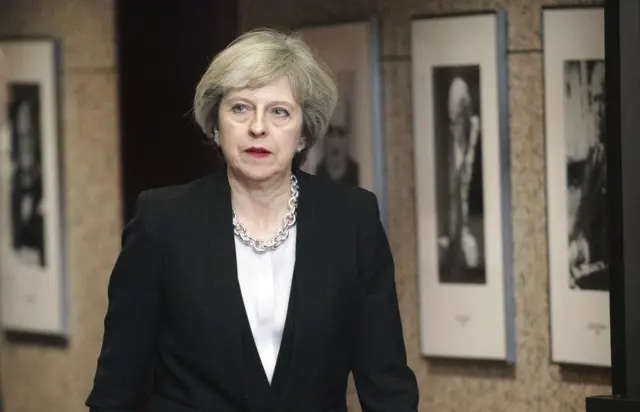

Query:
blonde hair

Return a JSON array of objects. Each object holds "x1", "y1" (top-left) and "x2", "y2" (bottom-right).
[{"x1": 193, "y1": 28, "x2": 338, "y2": 168}]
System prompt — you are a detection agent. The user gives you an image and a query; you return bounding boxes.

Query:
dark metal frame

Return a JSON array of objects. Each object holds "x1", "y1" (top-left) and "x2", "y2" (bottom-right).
[{"x1": 587, "y1": 0, "x2": 640, "y2": 409}]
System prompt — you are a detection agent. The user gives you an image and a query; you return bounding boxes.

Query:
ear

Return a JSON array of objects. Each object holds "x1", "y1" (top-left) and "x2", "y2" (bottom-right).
[{"x1": 296, "y1": 137, "x2": 306, "y2": 153}]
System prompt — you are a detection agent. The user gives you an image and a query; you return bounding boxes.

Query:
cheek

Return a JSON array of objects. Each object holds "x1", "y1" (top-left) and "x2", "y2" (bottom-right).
[
  {"x1": 276, "y1": 125, "x2": 303, "y2": 153},
  {"x1": 218, "y1": 120, "x2": 242, "y2": 148},
  {"x1": 218, "y1": 113, "x2": 234, "y2": 132}
]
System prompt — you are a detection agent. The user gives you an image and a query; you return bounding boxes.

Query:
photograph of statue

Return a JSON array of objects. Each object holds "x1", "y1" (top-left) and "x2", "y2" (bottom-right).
[
  {"x1": 7, "y1": 83, "x2": 46, "y2": 268},
  {"x1": 432, "y1": 65, "x2": 485, "y2": 284}
]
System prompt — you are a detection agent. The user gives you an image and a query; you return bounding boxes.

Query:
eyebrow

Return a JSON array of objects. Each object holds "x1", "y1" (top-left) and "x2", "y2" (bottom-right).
[{"x1": 224, "y1": 96, "x2": 296, "y2": 108}]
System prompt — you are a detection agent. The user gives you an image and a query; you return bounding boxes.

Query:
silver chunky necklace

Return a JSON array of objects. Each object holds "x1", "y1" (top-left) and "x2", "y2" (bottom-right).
[{"x1": 232, "y1": 174, "x2": 299, "y2": 254}]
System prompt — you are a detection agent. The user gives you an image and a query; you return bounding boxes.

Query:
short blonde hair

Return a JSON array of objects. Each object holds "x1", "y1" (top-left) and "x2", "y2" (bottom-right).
[{"x1": 193, "y1": 28, "x2": 338, "y2": 168}]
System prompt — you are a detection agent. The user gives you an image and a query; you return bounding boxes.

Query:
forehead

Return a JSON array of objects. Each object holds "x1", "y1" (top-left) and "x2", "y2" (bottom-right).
[{"x1": 225, "y1": 76, "x2": 297, "y2": 104}]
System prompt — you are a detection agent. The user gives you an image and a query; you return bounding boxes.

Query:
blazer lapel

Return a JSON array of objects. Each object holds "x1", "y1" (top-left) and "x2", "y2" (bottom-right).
[
  {"x1": 203, "y1": 171, "x2": 283, "y2": 409},
  {"x1": 199, "y1": 171, "x2": 262, "y2": 406},
  {"x1": 271, "y1": 171, "x2": 328, "y2": 409}
]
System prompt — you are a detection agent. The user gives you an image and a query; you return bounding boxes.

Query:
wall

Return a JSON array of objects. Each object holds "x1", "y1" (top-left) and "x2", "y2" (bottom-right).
[
  {"x1": 239, "y1": 0, "x2": 610, "y2": 411},
  {"x1": 0, "y1": 1, "x2": 121, "y2": 411},
  {"x1": 0, "y1": 0, "x2": 613, "y2": 411}
]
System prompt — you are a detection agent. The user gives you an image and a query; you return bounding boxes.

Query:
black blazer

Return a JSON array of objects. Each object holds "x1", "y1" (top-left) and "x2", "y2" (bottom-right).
[{"x1": 86, "y1": 169, "x2": 419, "y2": 412}]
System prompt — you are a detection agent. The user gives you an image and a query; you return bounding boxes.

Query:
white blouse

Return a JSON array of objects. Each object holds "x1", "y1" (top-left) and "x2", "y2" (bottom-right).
[{"x1": 234, "y1": 226, "x2": 296, "y2": 383}]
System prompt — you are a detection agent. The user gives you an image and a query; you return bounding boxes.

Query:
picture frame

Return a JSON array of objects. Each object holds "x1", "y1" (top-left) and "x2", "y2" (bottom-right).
[
  {"x1": 0, "y1": 37, "x2": 68, "y2": 338},
  {"x1": 542, "y1": 6, "x2": 609, "y2": 367},
  {"x1": 296, "y1": 18, "x2": 387, "y2": 226},
  {"x1": 410, "y1": 9, "x2": 515, "y2": 362}
]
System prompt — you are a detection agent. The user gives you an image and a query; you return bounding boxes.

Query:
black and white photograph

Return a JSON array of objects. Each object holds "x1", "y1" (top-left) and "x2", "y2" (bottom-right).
[
  {"x1": 8, "y1": 83, "x2": 46, "y2": 268},
  {"x1": 0, "y1": 38, "x2": 68, "y2": 338},
  {"x1": 307, "y1": 70, "x2": 360, "y2": 187},
  {"x1": 411, "y1": 10, "x2": 515, "y2": 362},
  {"x1": 563, "y1": 59, "x2": 608, "y2": 292},
  {"x1": 432, "y1": 65, "x2": 485, "y2": 284},
  {"x1": 543, "y1": 6, "x2": 609, "y2": 367},
  {"x1": 297, "y1": 19, "x2": 386, "y2": 222}
]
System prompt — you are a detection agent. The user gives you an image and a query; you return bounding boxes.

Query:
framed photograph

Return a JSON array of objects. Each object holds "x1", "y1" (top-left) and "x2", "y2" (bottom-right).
[
  {"x1": 411, "y1": 10, "x2": 515, "y2": 362},
  {"x1": 297, "y1": 18, "x2": 387, "y2": 224},
  {"x1": 0, "y1": 38, "x2": 68, "y2": 338},
  {"x1": 542, "y1": 6, "x2": 609, "y2": 367}
]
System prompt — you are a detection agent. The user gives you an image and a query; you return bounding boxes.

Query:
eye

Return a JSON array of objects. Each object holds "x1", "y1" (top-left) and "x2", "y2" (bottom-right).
[
  {"x1": 231, "y1": 103, "x2": 248, "y2": 113},
  {"x1": 272, "y1": 107, "x2": 290, "y2": 117}
]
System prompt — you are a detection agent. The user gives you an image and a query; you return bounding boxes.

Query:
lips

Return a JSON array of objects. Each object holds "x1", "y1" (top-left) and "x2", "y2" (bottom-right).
[
  {"x1": 245, "y1": 147, "x2": 271, "y2": 158},
  {"x1": 245, "y1": 147, "x2": 271, "y2": 154}
]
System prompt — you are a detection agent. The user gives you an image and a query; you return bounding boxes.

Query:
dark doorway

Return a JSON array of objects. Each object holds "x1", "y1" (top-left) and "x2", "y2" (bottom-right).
[{"x1": 115, "y1": 0, "x2": 237, "y2": 223}]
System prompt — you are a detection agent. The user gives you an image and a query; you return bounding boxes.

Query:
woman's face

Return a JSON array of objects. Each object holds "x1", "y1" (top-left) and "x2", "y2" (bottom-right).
[{"x1": 218, "y1": 76, "x2": 304, "y2": 183}]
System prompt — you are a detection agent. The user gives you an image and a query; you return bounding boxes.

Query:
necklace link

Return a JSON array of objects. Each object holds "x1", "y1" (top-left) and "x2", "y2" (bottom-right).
[{"x1": 232, "y1": 174, "x2": 299, "y2": 253}]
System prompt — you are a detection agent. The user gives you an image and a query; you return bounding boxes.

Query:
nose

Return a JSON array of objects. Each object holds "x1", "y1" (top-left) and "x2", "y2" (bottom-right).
[{"x1": 249, "y1": 111, "x2": 267, "y2": 137}]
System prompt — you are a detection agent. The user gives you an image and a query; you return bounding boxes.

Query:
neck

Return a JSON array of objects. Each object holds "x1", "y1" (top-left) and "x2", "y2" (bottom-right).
[{"x1": 228, "y1": 167, "x2": 293, "y2": 240}]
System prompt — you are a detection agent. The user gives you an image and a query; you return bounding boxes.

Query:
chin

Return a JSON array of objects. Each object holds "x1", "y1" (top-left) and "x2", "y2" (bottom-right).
[{"x1": 233, "y1": 164, "x2": 286, "y2": 183}]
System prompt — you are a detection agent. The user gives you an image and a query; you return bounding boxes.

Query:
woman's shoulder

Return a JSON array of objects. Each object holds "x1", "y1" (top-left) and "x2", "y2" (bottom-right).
[
  {"x1": 132, "y1": 173, "x2": 218, "y2": 223},
  {"x1": 139, "y1": 174, "x2": 213, "y2": 202},
  {"x1": 297, "y1": 170, "x2": 380, "y2": 219}
]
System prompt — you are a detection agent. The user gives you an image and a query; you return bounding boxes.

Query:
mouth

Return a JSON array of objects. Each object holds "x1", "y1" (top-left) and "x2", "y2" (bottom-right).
[{"x1": 245, "y1": 147, "x2": 272, "y2": 158}]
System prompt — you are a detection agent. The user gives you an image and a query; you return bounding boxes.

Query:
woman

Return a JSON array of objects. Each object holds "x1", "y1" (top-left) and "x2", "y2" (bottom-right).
[{"x1": 86, "y1": 28, "x2": 419, "y2": 412}]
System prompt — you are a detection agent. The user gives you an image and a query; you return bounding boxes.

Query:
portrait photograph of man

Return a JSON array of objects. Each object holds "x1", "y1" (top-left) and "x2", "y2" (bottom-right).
[
  {"x1": 563, "y1": 59, "x2": 607, "y2": 292},
  {"x1": 304, "y1": 70, "x2": 360, "y2": 187},
  {"x1": 315, "y1": 123, "x2": 359, "y2": 186}
]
